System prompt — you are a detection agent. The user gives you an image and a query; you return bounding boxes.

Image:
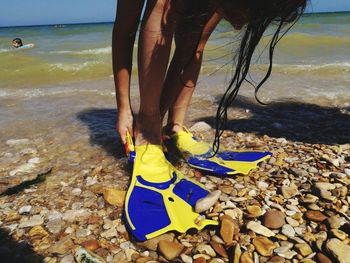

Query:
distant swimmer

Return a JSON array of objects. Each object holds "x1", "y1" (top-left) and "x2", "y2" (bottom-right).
[{"x1": 12, "y1": 38, "x2": 35, "y2": 49}]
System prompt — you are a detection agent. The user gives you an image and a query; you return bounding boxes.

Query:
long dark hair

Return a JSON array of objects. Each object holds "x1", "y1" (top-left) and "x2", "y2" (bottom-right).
[{"x1": 212, "y1": 0, "x2": 308, "y2": 153}]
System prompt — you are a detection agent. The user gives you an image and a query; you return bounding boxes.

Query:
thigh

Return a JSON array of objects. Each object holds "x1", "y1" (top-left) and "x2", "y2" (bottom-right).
[{"x1": 115, "y1": 0, "x2": 145, "y2": 34}]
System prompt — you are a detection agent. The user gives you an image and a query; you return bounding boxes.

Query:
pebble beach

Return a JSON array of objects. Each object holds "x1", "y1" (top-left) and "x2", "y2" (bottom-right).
[{"x1": 1, "y1": 99, "x2": 350, "y2": 262}]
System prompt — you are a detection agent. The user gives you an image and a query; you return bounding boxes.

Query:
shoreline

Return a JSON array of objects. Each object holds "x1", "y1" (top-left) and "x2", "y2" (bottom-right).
[{"x1": 0, "y1": 83, "x2": 350, "y2": 261}]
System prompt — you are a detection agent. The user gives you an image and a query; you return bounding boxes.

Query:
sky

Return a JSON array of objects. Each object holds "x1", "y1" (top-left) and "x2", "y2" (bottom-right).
[{"x1": 0, "y1": 0, "x2": 350, "y2": 27}]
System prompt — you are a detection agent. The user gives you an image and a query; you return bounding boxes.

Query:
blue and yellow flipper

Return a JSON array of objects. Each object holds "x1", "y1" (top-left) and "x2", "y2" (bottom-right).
[
  {"x1": 124, "y1": 136, "x2": 218, "y2": 241},
  {"x1": 168, "y1": 128, "x2": 272, "y2": 175}
]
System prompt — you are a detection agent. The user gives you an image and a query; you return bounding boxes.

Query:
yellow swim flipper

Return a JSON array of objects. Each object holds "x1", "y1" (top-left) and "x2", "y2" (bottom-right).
[
  {"x1": 124, "y1": 140, "x2": 218, "y2": 241},
  {"x1": 167, "y1": 127, "x2": 272, "y2": 175}
]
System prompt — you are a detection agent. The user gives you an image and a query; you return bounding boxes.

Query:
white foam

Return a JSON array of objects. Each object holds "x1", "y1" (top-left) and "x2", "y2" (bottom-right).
[
  {"x1": 49, "y1": 61, "x2": 100, "y2": 71},
  {"x1": 46, "y1": 46, "x2": 111, "y2": 55},
  {"x1": 0, "y1": 48, "x2": 10, "y2": 53}
]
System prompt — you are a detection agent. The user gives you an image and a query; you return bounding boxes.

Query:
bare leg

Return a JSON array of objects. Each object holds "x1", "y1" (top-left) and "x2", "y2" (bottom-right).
[
  {"x1": 160, "y1": 10, "x2": 222, "y2": 133},
  {"x1": 112, "y1": 0, "x2": 145, "y2": 143},
  {"x1": 136, "y1": 0, "x2": 176, "y2": 145}
]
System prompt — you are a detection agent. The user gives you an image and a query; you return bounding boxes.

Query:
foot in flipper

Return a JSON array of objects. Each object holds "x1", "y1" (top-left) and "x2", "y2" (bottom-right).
[
  {"x1": 165, "y1": 127, "x2": 272, "y2": 175},
  {"x1": 124, "y1": 144, "x2": 218, "y2": 241}
]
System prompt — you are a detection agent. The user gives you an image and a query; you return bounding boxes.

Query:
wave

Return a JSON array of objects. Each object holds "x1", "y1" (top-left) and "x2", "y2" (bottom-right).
[
  {"x1": 47, "y1": 46, "x2": 111, "y2": 55},
  {"x1": 49, "y1": 61, "x2": 102, "y2": 71},
  {"x1": 271, "y1": 62, "x2": 350, "y2": 75},
  {"x1": 0, "y1": 48, "x2": 11, "y2": 53}
]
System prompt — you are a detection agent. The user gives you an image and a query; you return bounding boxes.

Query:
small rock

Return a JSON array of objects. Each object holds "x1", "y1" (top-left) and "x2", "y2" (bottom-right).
[
  {"x1": 81, "y1": 240, "x2": 100, "y2": 251},
  {"x1": 158, "y1": 240, "x2": 184, "y2": 261},
  {"x1": 103, "y1": 188, "x2": 126, "y2": 207},
  {"x1": 344, "y1": 168, "x2": 350, "y2": 176},
  {"x1": 247, "y1": 221, "x2": 275, "y2": 237},
  {"x1": 330, "y1": 229, "x2": 348, "y2": 240},
  {"x1": 326, "y1": 238, "x2": 350, "y2": 263},
  {"x1": 327, "y1": 216, "x2": 341, "y2": 229},
  {"x1": 19, "y1": 205, "x2": 32, "y2": 214},
  {"x1": 210, "y1": 241, "x2": 228, "y2": 258},
  {"x1": 48, "y1": 235, "x2": 75, "y2": 255},
  {"x1": 277, "y1": 250, "x2": 297, "y2": 259},
  {"x1": 195, "y1": 190, "x2": 221, "y2": 213},
  {"x1": 233, "y1": 244, "x2": 241, "y2": 263},
  {"x1": 19, "y1": 215, "x2": 44, "y2": 228},
  {"x1": 315, "y1": 253, "x2": 332, "y2": 263},
  {"x1": 252, "y1": 236, "x2": 276, "y2": 257},
  {"x1": 28, "y1": 226, "x2": 49, "y2": 239},
  {"x1": 246, "y1": 205, "x2": 262, "y2": 218},
  {"x1": 220, "y1": 215, "x2": 239, "y2": 243},
  {"x1": 181, "y1": 254, "x2": 193, "y2": 263},
  {"x1": 302, "y1": 194, "x2": 319, "y2": 204},
  {"x1": 281, "y1": 183, "x2": 299, "y2": 199},
  {"x1": 240, "y1": 252, "x2": 254, "y2": 263},
  {"x1": 315, "y1": 182, "x2": 335, "y2": 190},
  {"x1": 190, "y1": 122, "x2": 212, "y2": 132},
  {"x1": 262, "y1": 210, "x2": 285, "y2": 229},
  {"x1": 305, "y1": 211, "x2": 327, "y2": 222},
  {"x1": 194, "y1": 244, "x2": 216, "y2": 257},
  {"x1": 290, "y1": 168, "x2": 308, "y2": 178},
  {"x1": 319, "y1": 189, "x2": 336, "y2": 202},
  {"x1": 6, "y1": 138, "x2": 30, "y2": 146},
  {"x1": 281, "y1": 224, "x2": 295, "y2": 238},
  {"x1": 294, "y1": 243, "x2": 312, "y2": 257},
  {"x1": 138, "y1": 233, "x2": 174, "y2": 251},
  {"x1": 285, "y1": 217, "x2": 299, "y2": 227}
]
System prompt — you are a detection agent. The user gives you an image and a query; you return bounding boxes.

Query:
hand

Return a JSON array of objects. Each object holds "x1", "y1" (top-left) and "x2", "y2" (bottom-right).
[{"x1": 116, "y1": 109, "x2": 134, "y2": 144}]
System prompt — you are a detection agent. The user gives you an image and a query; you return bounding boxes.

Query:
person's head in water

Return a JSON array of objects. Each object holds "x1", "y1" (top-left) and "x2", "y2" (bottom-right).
[{"x1": 12, "y1": 38, "x2": 23, "y2": 48}]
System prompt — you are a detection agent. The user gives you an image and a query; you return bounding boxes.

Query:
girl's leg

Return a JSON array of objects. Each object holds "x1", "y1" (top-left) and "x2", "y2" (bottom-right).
[
  {"x1": 112, "y1": 0, "x2": 145, "y2": 143},
  {"x1": 160, "y1": 10, "x2": 222, "y2": 133},
  {"x1": 136, "y1": 0, "x2": 176, "y2": 145}
]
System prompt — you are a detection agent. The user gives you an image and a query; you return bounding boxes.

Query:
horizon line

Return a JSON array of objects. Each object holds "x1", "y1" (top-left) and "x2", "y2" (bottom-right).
[{"x1": 0, "y1": 10, "x2": 349, "y2": 29}]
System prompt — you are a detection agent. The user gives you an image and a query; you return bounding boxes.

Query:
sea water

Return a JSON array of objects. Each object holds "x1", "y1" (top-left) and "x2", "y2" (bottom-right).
[{"x1": 0, "y1": 12, "x2": 349, "y2": 149}]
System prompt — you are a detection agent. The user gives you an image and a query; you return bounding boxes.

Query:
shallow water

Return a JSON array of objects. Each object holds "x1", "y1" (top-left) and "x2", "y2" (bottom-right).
[{"x1": 0, "y1": 12, "x2": 349, "y2": 162}]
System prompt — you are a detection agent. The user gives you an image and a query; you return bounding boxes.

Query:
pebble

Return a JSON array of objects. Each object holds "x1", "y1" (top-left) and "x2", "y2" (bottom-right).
[
  {"x1": 19, "y1": 215, "x2": 44, "y2": 228},
  {"x1": 210, "y1": 241, "x2": 228, "y2": 258},
  {"x1": 19, "y1": 205, "x2": 32, "y2": 214},
  {"x1": 281, "y1": 183, "x2": 299, "y2": 199},
  {"x1": 246, "y1": 205, "x2": 263, "y2": 218},
  {"x1": 220, "y1": 215, "x2": 239, "y2": 243},
  {"x1": 277, "y1": 250, "x2": 297, "y2": 259},
  {"x1": 294, "y1": 243, "x2": 312, "y2": 257},
  {"x1": 327, "y1": 215, "x2": 341, "y2": 229},
  {"x1": 281, "y1": 224, "x2": 295, "y2": 237},
  {"x1": 48, "y1": 235, "x2": 75, "y2": 255},
  {"x1": 158, "y1": 240, "x2": 184, "y2": 261},
  {"x1": 305, "y1": 211, "x2": 328, "y2": 222},
  {"x1": 262, "y1": 210, "x2": 285, "y2": 229},
  {"x1": 286, "y1": 217, "x2": 299, "y2": 227},
  {"x1": 181, "y1": 254, "x2": 193, "y2": 263},
  {"x1": 6, "y1": 138, "x2": 30, "y2": 146},
  {"x1": 315, "y1": 253, "x2": 332, "y2": 263},
  {"x1": 190, "y1": 122, "x2": 212, "y2": 132},
  {"x1": 102, "y1": 188, "x2": 126, "y2": 207},
  {"x1": 330, "y1": 229, "x2": 348, "y2": 240},
  {"x1": 326, "y1": 238, "x2": 350, "y2": 263},
  {"x1": 302, "y1": 194, "x2": 319, "y2": 203},
  {"x1": 252, "y1": 236, "x2": 276, "y2": 257},
  {"x1": 194, "y1": 244, "x2": 216, "y2": 257},
  {"x1": 247, "y1": 221, "x2": 275, "y2": 237},
  {"x1": 195, "y1": 190, "x2": 221, "y2": 213}
]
